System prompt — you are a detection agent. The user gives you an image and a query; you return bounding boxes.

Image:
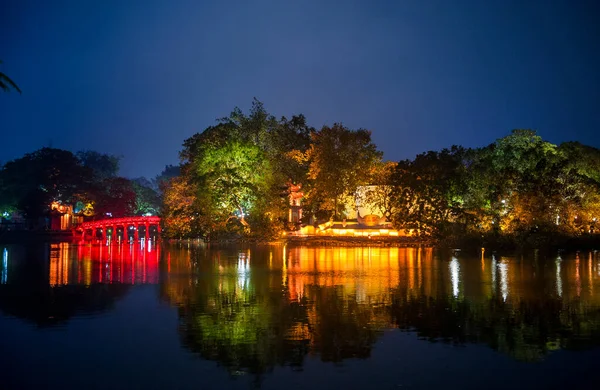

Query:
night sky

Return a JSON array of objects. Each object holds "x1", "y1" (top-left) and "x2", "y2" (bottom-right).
[{"x1": 1, "y1": 0, "x2": 599, "y2": 178}]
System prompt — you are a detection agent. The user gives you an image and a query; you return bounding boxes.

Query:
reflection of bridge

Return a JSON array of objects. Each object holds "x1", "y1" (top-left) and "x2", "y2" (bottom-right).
[
  {"x1": 74, "y1": 216, "x2": 161, "y2": 241},
  {"x1": 50, "y1": 242, "x2": 160, "y2": 285}
]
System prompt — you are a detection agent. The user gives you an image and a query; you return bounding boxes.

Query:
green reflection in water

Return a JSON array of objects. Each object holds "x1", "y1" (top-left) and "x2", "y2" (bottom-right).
[
  {"x1": 160, "y1": 245, "x2": 600, "y2": 374},
  {"x1": 2, "y1": 242, "x2": 600, "y2": 373}
]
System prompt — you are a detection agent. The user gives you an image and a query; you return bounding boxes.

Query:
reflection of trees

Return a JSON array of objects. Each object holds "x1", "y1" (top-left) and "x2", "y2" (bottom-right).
[
  {"x1": 162, "y1": 245, "x2": 600, "y2": 373},
  {"x1": 308, "y1": 285, "x2": 386, "y2": 361},
  {"x1": 0, "y1": 244, "x2": 132, "y2": 326},
  {"x1": 172, "y1": 283, "x2": 386, "y2": 374},
  {"x1": 161, "y1": 245, "x2": 310, "y2": 375},
  {"x1": 0, "y1": 283, "x2": 130, "y2": 327},
  {"x1": 389, "y1": 291, "x2": 600, "y2": 362},
  {"x1": 160, "y1": 245, "x2": 388, "y2": 376},
  {"x1": 178, "y1": 287, "x2": 310, "y2": 375}
]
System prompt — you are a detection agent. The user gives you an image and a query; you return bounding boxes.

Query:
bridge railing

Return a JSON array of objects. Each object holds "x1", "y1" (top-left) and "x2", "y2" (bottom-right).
[
  {"x1": 74, "y1": 216, "x2": 161, "y2": 241},
  {"x1": 76, "y1": 216, "x2": 161, "y2": 230}
]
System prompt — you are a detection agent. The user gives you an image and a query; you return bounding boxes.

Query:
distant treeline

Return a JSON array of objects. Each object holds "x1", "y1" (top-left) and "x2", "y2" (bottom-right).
[
  {"x1": 163, "y1": 100, "x2": 600, "y2": 247},
  {"x1": 0, "y1": 149, "x2": 176, "y2": 226},
  {"x1": 2, "y1": 99, "x2": 600, "y2": 247},
  {"x1": 390, "y1": 130, "x2": 600, "y2": 248}
]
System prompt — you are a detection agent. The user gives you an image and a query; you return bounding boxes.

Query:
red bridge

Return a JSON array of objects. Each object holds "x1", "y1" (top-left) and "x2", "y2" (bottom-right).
[{"x1": 74, "y1": 216, "x2": 161, "y2": 241}]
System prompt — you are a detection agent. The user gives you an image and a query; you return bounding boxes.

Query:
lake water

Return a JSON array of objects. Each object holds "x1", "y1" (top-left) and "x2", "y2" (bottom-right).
[{"x1": 0, "y1": 242, "x2": 598, "y2": 389}]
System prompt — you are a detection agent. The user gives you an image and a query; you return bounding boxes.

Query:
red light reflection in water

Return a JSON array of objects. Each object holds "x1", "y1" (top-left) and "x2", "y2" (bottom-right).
[{"x1": 49, "y1": 241, "x2": 160, "y2": 286}]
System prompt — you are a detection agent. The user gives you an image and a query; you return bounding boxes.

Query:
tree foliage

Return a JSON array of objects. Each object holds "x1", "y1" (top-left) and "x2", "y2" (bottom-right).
[
  {"x1": 0, "y1": 60, "x2": 21, "y2": 93},
  {"x1": 306, "y1": 124, "x2": 382, "y2": 219},
  {"x1": 131, "y1": 178, "x2": 161, "y2": 215},
  {"x1": 197, "y1": 140, "x2": 272, "y2": 224},
  {"x1": 0, "y1": 148, "x2": 152, "y2": 223},
  {"x1": 164, "y1": 100, "x2": 314, "y2": 239},
  {"x1": 355, "y1": 161, "x2": 397, "y2": 220},
  {"x1": 0, "y1": 148, "x2": 91, "y2": 220},
  {"x1": 388, "y1": 129, "x2": 600, "y2": 244},
  {"x1": 76, "y1": 150, "x2": 120, "y2": 181},
  {"x1": 161, "y1": 176, "x2": 205, "y2": 238},
  {"x1": 89, "y1": 177, "x2": 136, "y2": 218},
  {"x1": 390, "y1": 146, "x2": 468, "y2": 238},
  {"x1": 154, "y1": 164, "x2": 181, "y2": 192}
]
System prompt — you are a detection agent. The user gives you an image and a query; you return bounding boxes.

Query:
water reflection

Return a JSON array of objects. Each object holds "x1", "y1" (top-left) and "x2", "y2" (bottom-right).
[
  {"x1": 1, "y1": 243, "x2": 600, "y2": 374},
  {"x1": 157, "y1": 245, "x2": 600, "y2": 375},
  {"x1": 450, "y1": 256, "x2": 460, "y2": 298},
  {"x1": 49, "y1": 242, "x2": 160, "y2": 285},
  {"x1": 0, "y1": 241, "x2": 159, "y2": 326},
  {"x1": 2, "y1": 248, "x2": 7, "y2": 284}
]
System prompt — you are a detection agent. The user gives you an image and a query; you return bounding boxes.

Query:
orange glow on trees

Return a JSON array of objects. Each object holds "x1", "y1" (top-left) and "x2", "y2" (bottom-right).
[{"x1": 306, "y1": 124, "x2": 383, "y2": 220}]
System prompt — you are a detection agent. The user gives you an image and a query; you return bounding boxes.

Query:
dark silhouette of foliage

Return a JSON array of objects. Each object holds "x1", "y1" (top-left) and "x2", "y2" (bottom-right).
[{"x1": 0, "y1": 60, "x2": 21, "y2": 93}]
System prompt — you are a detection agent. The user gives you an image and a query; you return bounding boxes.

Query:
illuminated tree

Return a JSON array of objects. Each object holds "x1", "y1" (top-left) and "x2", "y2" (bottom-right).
[
  {"x1": 195, "y1": 140, "x2": 273, "y2": 227},
  {"x1": 306, "y1": 124, "x2": 382, "y2": 220},
  {"x1": 175, "y1": 100, "x2": 312, "y2": 239},
  {"x1": 131, "y1": 178, "x2": 160, "y2": 215},
  {"x1": 490, "y1": 129, "x2": 558, "y2": 175},
  {"x1": 161, "y1": 176, "x2": 207, "y2": 238},
  {"x1": 484, "y1": 130, "x2": 561, "y2": 230},
  {"x1": 559, "y1": 142, "x2": 600, "y2": 183},
  {"x1": 390, "y1": 146, "x2": 469, "y2": 238},
  {"x1": 269, "y1": 114, "x2": 313, "y2": 184},
  {"x1": 356, "y1": 161, "x2": 397, "y2": 220}
]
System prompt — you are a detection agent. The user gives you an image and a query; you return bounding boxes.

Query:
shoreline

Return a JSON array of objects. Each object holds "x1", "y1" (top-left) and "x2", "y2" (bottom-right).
[
  {"x1": 3, "y1": 230, "x2": 600, "y2": 253},
  {"x1": 0, "y1": 230, "x2": 75, "y2": 244},
  {"x1": 283, "y1": 235, "x2": 432, "y2": 247}
]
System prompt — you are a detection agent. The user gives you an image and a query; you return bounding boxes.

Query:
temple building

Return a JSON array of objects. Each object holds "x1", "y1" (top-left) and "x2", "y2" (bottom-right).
[
  {"x1": 291, "y1": 185, "x2": 410, "y2": 238},
  {"x1": 287, "y1": 182, "x2": 303, "y2": 225},
  {"x1": 49, "y1": 201, "x2": 82, "y2": 230}
]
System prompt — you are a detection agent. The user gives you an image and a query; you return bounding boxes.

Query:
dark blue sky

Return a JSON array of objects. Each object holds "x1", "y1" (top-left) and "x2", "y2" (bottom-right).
[{"x1": 1, "y1": 0, "x2": 599, "y2": 178}]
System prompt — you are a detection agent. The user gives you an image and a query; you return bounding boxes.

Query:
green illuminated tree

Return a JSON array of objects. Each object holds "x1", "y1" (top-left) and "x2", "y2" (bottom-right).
[
  {"x1": 174, "y1": 100, "x2": 312, "y2": 239},
  {"x1": 195, "y1": 140, "x2": 273, "y2": 227},
  {"x1": 131, "y1": 178, "x2": 160, "y2": 215}
]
